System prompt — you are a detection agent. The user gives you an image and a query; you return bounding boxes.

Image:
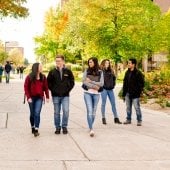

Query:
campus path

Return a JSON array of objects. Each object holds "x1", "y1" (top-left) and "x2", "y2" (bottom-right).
[{"x1": 0, "y1": 74, "x2": 170, "y2": 170}]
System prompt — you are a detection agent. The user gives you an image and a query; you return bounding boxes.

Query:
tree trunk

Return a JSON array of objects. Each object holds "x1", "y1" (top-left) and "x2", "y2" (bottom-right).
[
  {"x1": 142, "y1": 57, "x2": 148, "y2": 73},
  {"x1": 115, "y1": 62, "x2": 118, "y2": 76}
]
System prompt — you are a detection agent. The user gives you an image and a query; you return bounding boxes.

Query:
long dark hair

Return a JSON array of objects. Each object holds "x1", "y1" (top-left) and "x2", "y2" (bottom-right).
[
  {"x1": 29, "y1": 63, "x2": 44, "y2": 82},
  {"x1": 87, "y1": 57, "x2": 100, "y2": 76},
  {"x1": 100, "y1": 59, "x2": 114, "y2": 74}
]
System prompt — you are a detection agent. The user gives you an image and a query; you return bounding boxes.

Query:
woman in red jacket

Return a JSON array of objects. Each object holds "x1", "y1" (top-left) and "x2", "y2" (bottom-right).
[{"x1": 24, "y1": 63, "x2": 49, "y2": 137}]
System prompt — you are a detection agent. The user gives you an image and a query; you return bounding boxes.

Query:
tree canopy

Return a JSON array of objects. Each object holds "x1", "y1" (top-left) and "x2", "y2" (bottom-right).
[
  {"x1": 34, "y1": 0, "x2": 163, "y2": 65},
  {"x1": 0, "y1": 0, "x2": 28, "y2": 18},
  {"x1": 7, "y1": 48, "x2": 24, "y2": 65}
]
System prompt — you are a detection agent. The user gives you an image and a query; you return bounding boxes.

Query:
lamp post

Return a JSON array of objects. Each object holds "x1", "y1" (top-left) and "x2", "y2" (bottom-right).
[
  {"x1": 4, "y1": 41, "x2": 10, "y2": 64},
  {"x1": 4, "y1": 41, "x2": 10, "y2": 53}
]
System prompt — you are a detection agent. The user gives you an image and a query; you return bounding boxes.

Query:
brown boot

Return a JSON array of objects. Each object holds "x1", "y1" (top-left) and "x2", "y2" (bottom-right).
[
  {"x1": 137, "y1": 121, "x2": 142, "y2": 126},
  {"x1": 34, "y1": 129, "x2": 40, "y2": 137},
  {"x1": 123, "y1": 120, "x2": 131, "y2": 125},
  {"x1": 114, "y1": 118, "x2": 122, "y2": 124},
  {"x1": 102, "y1": 118, "x2": 107, "y2": 125}
]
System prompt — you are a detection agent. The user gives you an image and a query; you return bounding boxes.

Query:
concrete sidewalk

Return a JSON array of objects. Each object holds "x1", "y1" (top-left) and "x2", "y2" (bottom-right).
[{"x1": 0, "y1": 78, "x2": 170, "y2": 170}]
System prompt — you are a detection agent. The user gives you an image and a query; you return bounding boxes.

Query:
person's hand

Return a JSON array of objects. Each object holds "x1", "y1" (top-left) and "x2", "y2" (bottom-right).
[
  {"x1": 85, "y1": 78, "x2": 91, "y2": 83},
  {"x1": 93, "y1": 85, "x2": 100, "y2": 90},
  {"x1": 46, "y1": 99, "x2": 49, "y2": 103},
  {"x1": 28, "y1": 98, "x2": 32, "y2": 103}
]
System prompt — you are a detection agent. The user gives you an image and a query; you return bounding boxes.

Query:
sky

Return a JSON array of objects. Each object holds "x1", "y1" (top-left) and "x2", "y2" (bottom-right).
[{"x1": 0, "y1": 0, "x2": 60, "y2": 62}]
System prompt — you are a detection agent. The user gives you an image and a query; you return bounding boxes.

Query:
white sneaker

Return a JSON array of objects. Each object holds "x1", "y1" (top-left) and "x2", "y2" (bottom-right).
[{"x1": 89, "y1": 130, "x2": 94, "y2": 137}]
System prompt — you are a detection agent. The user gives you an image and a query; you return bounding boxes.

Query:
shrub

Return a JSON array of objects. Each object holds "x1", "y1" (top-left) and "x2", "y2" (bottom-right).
[
  {"x1": 116, "y1": 69, "x2": 126, "y2": 83},
  {"x1": 71, "y1": 64, "x2": 82, "y2": 71},
  {"x1": 166, "y1": 100, "x2": 170, "y2": 107},
  {"x1": 143, "y1": 64, "x2": 170, "y2": 107},
  {"x1": 118, "y1": 88, "x2": 123, "y2": 99},
  {"x1": 46, "y1": 63, "x2": 55, "y2": 71}
]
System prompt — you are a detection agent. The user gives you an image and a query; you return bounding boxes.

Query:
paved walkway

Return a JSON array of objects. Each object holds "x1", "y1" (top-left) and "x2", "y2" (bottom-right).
[{"x1": 0, "y1": 74, "x2": 170, "y2": 170}]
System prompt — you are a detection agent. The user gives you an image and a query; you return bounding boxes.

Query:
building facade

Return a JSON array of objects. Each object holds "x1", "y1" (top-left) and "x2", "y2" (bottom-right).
[
  {"x1": 154, "y1": 0, "x2": 170, "y2": 13},
  {"x1": 5, "y1": 41, "x2": 24, "y2": 57}
]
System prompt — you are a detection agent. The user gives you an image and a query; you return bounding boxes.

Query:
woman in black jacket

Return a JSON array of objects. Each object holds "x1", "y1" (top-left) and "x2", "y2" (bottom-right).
[{"x1": 100, "y1": 59, "x2": 122, "y2": 125}]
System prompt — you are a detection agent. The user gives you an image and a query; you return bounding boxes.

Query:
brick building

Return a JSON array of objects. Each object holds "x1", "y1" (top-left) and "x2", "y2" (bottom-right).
[
  {"x1": 154, "y1": 0, "x2": 170, "y2": 13},
  {"x1": 5, "y1": 41, "x2": 24, "y2": 57}
]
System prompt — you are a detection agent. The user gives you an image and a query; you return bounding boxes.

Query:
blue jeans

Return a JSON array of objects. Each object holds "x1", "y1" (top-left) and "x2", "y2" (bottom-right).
[
  {"x1": 52, "y1": 97, "x2": 69, "y2": 128},
  {"x1": 5, "y1": 72, "x2": 10, "y2": 83},
  {"x1": 84, "y1": 92, "x2": 100, "y2": 130},
  {"x1": 125, "y1": 93, "x2": 142, "y2": 121},
  {"x1": 28, "y1": 97, "x2": 43, "y2": 128},
  {"x1": 0, "y1": 75, "x2": 2, "y2": 83},
  {"x1": 20, "y1": 73, "x2": 23, "y2": 79},
  {"x1": 101, "y1": 89, "x2": 118, "y2": 118}
]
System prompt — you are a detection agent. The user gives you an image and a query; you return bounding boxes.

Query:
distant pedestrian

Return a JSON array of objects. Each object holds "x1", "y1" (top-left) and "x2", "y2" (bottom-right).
[
  {"x1": 19, "y1": 66, "x2": 25, "y2": 79},
  {"x1": 82, "y1": 57, "x2": 104, "y2": 137},
  {"x1": 11, "y1": 64, "x2": 15, "y2": 74},
  {"x1": 24, "y1": 63, "x2": 49, "y2": 137},
  {"x1": 100, "y1": 59, "x2": 122, "y2": 125},
  {"x1": 4, "y1": 61, "x2": 12, "y2": 83},
  {"x1": 47, "y1": 54, "x2": 75, "y2": 135},
  {"x1": 122, "y1": 58, "x2": 144, "y2": 126},
  {"x1": 16, "y1": 66, "x2": 20, "y2": 74},
  {"x1": 0, "y1": 64, "x2": 4, "y2": 83}
]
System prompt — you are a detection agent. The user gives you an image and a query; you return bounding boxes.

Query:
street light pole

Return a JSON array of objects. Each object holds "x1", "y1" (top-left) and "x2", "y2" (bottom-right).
[
  {"x1": 4, "y1": 41, "x2": 10, "y2": 64},
  {"x1": 4, "y1": 41, "x2": 10, "y2": 53}
]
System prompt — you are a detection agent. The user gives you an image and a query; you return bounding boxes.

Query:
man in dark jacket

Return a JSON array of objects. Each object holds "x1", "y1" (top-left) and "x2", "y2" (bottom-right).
[
  {"x1": 4, "y1": 61, "x2": 12, "y2": 83},
  {"x1": 122, "y1": 58, "x2": 144, "y2": 126},
  {"x1": 47, "y1": 54, "x2": 75, "y2": 134}
]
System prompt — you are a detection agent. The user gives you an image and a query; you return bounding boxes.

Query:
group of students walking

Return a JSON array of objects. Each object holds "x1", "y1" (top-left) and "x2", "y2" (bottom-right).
[{"x1": 24, "y1": 54, "x2": 144, "y2": 137}]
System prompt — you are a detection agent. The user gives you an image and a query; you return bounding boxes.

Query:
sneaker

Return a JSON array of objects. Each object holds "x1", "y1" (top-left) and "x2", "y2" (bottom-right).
[
  {"x1": 89, "y1": 130, "x2": 94, "y2": 137},
  {"x1": 62, "y1": 127, "x2": 68, "y2": 134},
  {"x1": 114, "y1": 118, "x2": 122, "y2": 124},
  {"x1": 123, "y1": 120, "x2": 131, "y2": 125},
  {"x1": 34, "y1": 130, "x2": 40, "y2": 137},
  {"x1": 137, "y1": 121, "x2": 142, "y2": 126},
  {"x1": 102, "y1": 118, "x2": 107, "y2": 125},
  {"x1": 32, "y1": 127, "x2": 35, "y2": 134},
  {"x1": 55, "y1": 127, "x2": 61, "y2": 134}
]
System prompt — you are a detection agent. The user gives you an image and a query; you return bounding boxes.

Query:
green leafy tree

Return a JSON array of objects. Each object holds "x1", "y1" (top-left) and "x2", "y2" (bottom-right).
[
  {"x1": 34, "y1": 34, "x2": 59, "y2": 62},
  {"x1": 0, "y1": 51, "x2": 8, "y2": 64},
  {"x1": 7, "y1": 48, "x2": 24, "y2": 65},
  {"x1": 63, "y1": 0, "x2": 161, "y2": 72},
  {"x1": 158, "y1": 10, "x2": 170, "y2": 64},
  {"x1": 0, "y1": 0, "x2": 28, "y2": 18},
  {"x1": 0, "y1": 41, "x2": 8, "y2": 64},
  {"x1": 34, "y1": 7, "x2": 69, "y2": 62},
  {"x1": 35, "y1": 0, "x2": 161, "y2": 69}
]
